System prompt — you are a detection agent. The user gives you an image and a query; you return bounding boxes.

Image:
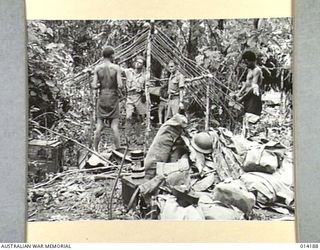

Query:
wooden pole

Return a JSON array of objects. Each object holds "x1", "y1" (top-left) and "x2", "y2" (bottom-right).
[
  {"x1": 88, "y1": 73, "x2": 94, "y2": 148},
  {"x1": 205, "y1": 80, "x2": 210, "y2": 131},
  {"x1": 144, "y1": 20, "x2": 153, "y2": 152},
  {"x1": 145, "y1": 22, "x2": 153, "y2": 131}
]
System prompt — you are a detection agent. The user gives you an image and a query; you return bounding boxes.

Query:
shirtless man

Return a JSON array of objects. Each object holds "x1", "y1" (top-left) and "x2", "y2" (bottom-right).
[
  {"x1": 91, "y1": 46, "x2": 123, "y2": 151},
  {"x1": 236, "y1": 50, "x2": 263, "y2": 137}
]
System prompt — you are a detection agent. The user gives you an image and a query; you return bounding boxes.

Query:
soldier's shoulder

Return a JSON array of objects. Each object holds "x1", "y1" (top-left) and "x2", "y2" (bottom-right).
[
  {"x1": 177, "y1": 71, "x2": 185, "y2": 78},
  {"x1": 253, "y1": 66, "x2": 262, "y2": 75},
  {"x1": 124, "y1": 67, "x2": 134, "y2": 72},
  {"x1": 94, "y1": 64, "x2": 104, "y2": 71},
  {"x1": 110, "y1": 63, "x2": 121, "y2": 70}
]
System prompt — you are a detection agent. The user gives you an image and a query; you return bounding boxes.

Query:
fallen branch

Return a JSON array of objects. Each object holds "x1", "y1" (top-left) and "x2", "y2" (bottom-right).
[
  {"x1": 33, "y1": 173, "x2": 66, "y2": 189},
  {"x1": 33, "y1": 165, "x2": 124, "y2": 189},
  {"x1": 29, "y1": 120, "x2": 117, "y2": 168},
  {"x1": 109, "y1": 137, "x2": 129, "y2": 220},
  {"x1": 93, "y1": 172, "x2": 131, "y2": 181},
  {"x1": 28, "y1": 210, "x2": 38, "y2": 218}
]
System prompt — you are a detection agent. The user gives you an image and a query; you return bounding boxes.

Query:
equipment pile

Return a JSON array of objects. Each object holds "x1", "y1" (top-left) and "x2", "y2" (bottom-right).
[
  {"x1": 125, "y1": 109, "x2": 294, "y2": 220},
  {"x1": 28, "y1": 93, "x2": 294, "y2": 221}
]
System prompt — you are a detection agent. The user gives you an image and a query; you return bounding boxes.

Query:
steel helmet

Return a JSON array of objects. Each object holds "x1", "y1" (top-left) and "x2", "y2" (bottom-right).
[{"x1": 191, "y1": 132, "x2": 213, "y2": 154}]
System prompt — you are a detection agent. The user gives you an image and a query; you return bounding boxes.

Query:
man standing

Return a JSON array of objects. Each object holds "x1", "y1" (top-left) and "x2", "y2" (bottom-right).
[
  {"x1": 124, "y1": 55, "x2": 147, "y2": 123},
  {"x1": 91, "y1": 46, "x2": 123, "y2": 152},
  {"x1": 236, "y1": 50, "x2": 263, "y2": 138},
  {"x1": 122, "y1": 56, "x2": 147, "y2": 143},
  {"x1": 165, "y1": 60, "x2": 185, "y2": 120}
]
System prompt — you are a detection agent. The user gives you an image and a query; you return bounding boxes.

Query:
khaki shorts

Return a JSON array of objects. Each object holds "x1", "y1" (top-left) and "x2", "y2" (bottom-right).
[
  {"x1": 126, "y1": 94, "x2": 147, "y2": 119},
  {"x1": 244, "y1": 113, "x2": 260, "y2": 124},
  {"x1": 166, "y1": 97, "x2": 179, "y2": 120},
  {"x1": 158, "y1": 100, "x2": 167, "y2": 110}
]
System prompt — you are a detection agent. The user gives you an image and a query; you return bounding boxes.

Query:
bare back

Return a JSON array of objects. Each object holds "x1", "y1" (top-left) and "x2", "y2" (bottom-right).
[{"x1": 96, "y1": 63, "x2": 120, "y2": 90}]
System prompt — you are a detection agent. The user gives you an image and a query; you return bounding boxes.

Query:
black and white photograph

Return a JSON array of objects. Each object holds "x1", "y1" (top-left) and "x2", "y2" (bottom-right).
[{"x1": 27, "y1": 19, "x2": 294, "y2": 222}]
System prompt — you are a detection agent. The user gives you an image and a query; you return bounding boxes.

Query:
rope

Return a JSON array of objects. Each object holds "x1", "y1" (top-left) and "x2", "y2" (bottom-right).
[
  {"x1": 115, "y1": 33, "x2": 148, "y2": 59},
  {"x1": 151, "y1": 41, "x2": 237, "y2": 115},
  {"x1": 60, "y1": 29, "x2": 149, "y2": 86},
  {"x1": 150, "y1": 46, "x2": 207, "y2": 109},
  {"x1": 153, "y1": 34, "x2": 237, "y2": 106},
  {"x1": 118, "y1": 47, "x2": 147, "y2": 65},
  {"x1": 57, "y1": 25, "x2": 241, "y2": 123},
  {"x1": 114, "y1": 27, "x2": 149, "y2": 51},
  {"x1": 155, "y1": 30, "x2": 235, "y2": 93}
]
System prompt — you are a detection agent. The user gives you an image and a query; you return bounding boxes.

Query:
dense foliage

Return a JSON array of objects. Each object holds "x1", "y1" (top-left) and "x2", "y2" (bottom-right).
[
  {"x1": 27, "y1": 19, "x2": 292, "y2": 135},
  {"x1": 27, "y1": 19, "x2": 294, "y2": 221}
]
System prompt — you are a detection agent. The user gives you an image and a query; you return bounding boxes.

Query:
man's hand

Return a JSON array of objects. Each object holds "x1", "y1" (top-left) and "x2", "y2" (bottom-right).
[
  {"x1": 91, "y1": 82, "x2": 100, "y2": 90},
  {"x1": 179, "y1": 102, "x2": 185, "y2": 110},
  {"x1": 252, "y1": 83, "x2": 259, "y2": 96},
  {"x1": 93, "y1": 89, "x2": 98, "y2": 98},
  {"x1": 235, "y1": 93, "x2": 244, "y2": 102},
  {"x1": 141, "y1": 92, "x2": 146, "y2": 103},
  {"x1": 160, "y1": 97, "x2": 168, "y2": 102}
]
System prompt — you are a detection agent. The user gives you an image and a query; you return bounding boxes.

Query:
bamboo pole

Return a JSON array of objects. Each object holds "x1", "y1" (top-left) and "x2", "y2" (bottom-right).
[
  {"x1": 205, "y1": 81, "x2": 210, "y2": 131},
  {"x1": 88, "y1": 73, "x2": 95, "y2": 148},
  {"x1": 145, "y1": 21, "x2": 153, "y2": 133},
  {"x1": 141, "y1": 20, "x2": 154, "y2": 154}
]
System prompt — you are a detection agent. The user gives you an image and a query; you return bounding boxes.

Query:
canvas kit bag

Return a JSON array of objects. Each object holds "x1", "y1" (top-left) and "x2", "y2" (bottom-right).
[
  {"x1": 243, "y1": 141, "x2": 285, "y2": 174},
  {"x1": 144, "y1": 114, "x2": 188, "y2": 178},
  {"x1": 211, "y1": 179, "x2": 256, "y2": 214}
]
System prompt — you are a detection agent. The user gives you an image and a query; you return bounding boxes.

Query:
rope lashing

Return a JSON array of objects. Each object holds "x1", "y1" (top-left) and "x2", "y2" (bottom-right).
[{"x1": 57, "y1": 24, "x2": 242, "y2": 122}]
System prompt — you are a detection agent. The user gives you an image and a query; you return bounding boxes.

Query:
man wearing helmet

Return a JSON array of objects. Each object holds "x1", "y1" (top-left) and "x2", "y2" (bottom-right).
[{"x1": 190, "y1": 132, "x2": 214, "y2": 155}]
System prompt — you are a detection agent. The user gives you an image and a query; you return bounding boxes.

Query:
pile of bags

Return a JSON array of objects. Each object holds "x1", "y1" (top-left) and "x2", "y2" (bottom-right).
[{"x1": 136, "y1": 113, "x2": 294, "y2": 220}]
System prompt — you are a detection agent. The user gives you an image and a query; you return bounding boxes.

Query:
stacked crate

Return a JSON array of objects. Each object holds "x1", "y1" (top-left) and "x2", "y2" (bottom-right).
[{"x1": 28, "y1": 139, "x2": 63, "y2": 181}]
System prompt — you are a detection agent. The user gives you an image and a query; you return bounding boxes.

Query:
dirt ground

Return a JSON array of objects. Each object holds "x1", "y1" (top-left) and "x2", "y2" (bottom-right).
[{"x1": 28, "y1": 92, "x2": 294, "y2": 222}]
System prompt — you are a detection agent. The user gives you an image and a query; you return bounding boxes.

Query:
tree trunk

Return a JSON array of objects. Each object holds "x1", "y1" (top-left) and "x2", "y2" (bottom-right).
[
  {"x1": 254, "y1": 19, "x2": 260, "y2": 29},
  {"x1": 186, "y1": 20, "x2": 199, "y2": 59},
  {"x1": 218, "y1": 19, "x2": 224, "y2": 30}
]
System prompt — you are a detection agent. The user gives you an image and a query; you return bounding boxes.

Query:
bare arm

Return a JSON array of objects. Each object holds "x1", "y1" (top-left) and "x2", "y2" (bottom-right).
[
  {"x1": 251, "y1": 67, "x2": 262, "y2": 87},
  {"x1": 121, "y1": 67, "x2": 129, "y2": 77},
  {"x1": 237, "y1": 87, "x2": 253, "y2": 102},
  {"x1": 261, "y1": 65, "x2": 271, "y2": 76},
  {"x1": 179, "y1": 74, "x2": 185, "y2": 102},
  {"x1": 160, "y1": 97, "x2": 168, "y2": 102},
  {"x1": 117, "y1": 66, "x2": 123, "y2": 89},
  {"x1": 251, "y1": 67, "x2": 262, "y2": 95},
  {"x1": 91, "y1": 67, "x2": 99, "y2": 89},
  {"x1": 237, "y1": 82, "x2": 248, "y2": 96}
]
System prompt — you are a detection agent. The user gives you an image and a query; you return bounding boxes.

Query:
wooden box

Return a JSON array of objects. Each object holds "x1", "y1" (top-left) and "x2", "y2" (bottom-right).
[
  {"x1": 28, "y1": 139, "x2": 63, "y2": 174},
  {"x1": 121, "y1": 176, "x2": 149, "y2": 208}
]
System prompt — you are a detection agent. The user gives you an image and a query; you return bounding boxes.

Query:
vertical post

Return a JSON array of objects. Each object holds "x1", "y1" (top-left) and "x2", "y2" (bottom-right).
[
  {"x1": 144, "y1": 20, "x2": 153, "y2": 152},
  {"x1": 280, "y1": 68, "x2": 284, "y2": 114},
  {"x1": 205, "y1": 80, "x2": 210, "y2": 131},
  {"x1": 88, "y1": 73, "x2": 94, "y2": 148},
  {"x1": 146, "y1": 21, "x2": 154, "y2": 131},
  {"x1": 45, "y1": 114, "x2": 48, "y2": 138}
]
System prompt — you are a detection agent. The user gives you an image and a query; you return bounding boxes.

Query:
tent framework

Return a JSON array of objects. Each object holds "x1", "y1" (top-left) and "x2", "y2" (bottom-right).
[{"x1": 61, "y1": 23, "x2": 241, "y2": 131}]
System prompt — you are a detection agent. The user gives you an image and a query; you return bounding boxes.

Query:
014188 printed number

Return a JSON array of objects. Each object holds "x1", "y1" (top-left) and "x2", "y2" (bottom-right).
[{"x1": 300, "y1": 244, "x2": 319, "y2": 249}]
